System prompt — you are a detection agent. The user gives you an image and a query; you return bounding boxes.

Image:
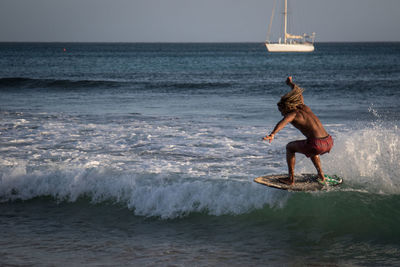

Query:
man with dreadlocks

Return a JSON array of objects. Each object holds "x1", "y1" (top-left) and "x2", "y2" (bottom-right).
[{"x1": 263, "y1": 77, "x2": 333, "y2": 185}]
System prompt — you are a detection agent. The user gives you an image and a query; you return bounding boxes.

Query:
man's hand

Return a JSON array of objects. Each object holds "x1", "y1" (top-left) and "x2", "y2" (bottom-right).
[
  {"x1": 286, "y1": 76, "x2": 293, "y2": 86},
  {"x1": 262, "y1": 134, "x2": 275, "y2": 143}
]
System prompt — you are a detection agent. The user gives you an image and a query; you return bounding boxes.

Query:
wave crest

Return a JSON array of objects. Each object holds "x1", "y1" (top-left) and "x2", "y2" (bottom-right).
[{"x1": 0, "y1": 166, "x2": 286, "y2": 219}]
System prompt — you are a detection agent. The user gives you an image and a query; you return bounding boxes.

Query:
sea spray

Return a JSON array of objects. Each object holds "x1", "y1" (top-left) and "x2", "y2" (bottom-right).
[
  {"x1": 300, "y1": 122, "x2": 400, "y2": 194},
  {"x1": 338, "y1": 123, "x2": 399, "y2": 193}
]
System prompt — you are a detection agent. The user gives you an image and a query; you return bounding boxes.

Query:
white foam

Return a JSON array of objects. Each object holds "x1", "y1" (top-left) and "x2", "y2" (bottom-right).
[
  {"x1": 300, "y1": 122, "x2": 400, "y2": 194},
  {"x1": 0, "y1": 114, "x2": 291, "y2": 218},
  {"x1": 2, "y1": 109, "x2": 398, "y2": 218},
  {"x1": 0, "y1": 166, "x2": 288, "y2": 219}
]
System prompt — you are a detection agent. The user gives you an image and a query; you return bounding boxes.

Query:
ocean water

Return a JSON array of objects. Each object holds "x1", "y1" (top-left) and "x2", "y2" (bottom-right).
[{"x1": 0, "y1": 42, "x2": 400, "y2": 266}]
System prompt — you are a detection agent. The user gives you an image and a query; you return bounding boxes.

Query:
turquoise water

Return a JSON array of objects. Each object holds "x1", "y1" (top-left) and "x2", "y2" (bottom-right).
[{"x1": 1, "y1": 43, "x2": 400, "y2": 265}]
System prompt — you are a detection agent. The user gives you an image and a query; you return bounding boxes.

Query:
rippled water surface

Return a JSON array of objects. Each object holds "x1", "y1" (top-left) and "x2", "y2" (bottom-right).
[{"x1": 1, "y1": 43, "x2": 400, "y2": 265}]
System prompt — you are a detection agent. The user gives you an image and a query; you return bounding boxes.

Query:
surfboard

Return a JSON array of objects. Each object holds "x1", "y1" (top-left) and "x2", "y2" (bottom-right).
[{"x1": 254, "y1": 173, "x2": 343, "y2": 192}]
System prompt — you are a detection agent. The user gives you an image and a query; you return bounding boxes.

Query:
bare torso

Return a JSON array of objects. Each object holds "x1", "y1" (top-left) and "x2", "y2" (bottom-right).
[{"x1": 290, "y1": 104, "x2": 328, "y2": 139}]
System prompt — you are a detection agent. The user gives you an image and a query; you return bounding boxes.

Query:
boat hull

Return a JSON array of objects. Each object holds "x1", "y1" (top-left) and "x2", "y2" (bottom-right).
[{"x1": 265, "y1": 43, "x2": 314, "y2": 52}]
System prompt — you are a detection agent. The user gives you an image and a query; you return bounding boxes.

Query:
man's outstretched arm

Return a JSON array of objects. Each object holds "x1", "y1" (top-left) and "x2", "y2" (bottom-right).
[{"x1": 263, "y1": 112, "x2": 296, "y2": 143}]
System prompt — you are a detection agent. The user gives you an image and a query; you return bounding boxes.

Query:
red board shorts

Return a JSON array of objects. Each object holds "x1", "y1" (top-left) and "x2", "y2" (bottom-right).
[{"x1": 298, "y1": 135, "x2": 334, "y2": 158}]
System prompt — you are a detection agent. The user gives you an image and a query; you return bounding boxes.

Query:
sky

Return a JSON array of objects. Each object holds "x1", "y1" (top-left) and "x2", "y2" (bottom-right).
[{"x1": 0, "y1": 0, "x2": 399, "y2": 42}]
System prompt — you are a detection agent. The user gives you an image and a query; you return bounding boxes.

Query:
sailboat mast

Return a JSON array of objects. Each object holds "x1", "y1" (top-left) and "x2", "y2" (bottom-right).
[{"x1": 284, "y1": 0, "x2": 287, "y2": 44}]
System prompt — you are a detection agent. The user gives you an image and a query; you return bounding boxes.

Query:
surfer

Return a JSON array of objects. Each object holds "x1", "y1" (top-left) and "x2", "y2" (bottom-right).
[{"x1": 262, "y1": 77, "x2": 333, "y2": 185}]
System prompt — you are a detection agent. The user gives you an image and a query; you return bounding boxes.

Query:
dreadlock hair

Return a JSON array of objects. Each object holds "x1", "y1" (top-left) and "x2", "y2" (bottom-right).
[{"x1": 277, "y1": 85, "x2": 304, "y2": 114}]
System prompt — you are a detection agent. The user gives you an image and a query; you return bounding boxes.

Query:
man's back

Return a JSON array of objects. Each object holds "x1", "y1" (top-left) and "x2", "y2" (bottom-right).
[{"x1": 291, "y1": 104, "x2": 328, "y2": 139}]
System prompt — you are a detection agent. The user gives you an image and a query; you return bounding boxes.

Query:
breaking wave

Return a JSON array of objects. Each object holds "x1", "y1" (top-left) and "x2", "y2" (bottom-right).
[{"x1": 0, "y1": 110, "x2": 399, "y2": 219}]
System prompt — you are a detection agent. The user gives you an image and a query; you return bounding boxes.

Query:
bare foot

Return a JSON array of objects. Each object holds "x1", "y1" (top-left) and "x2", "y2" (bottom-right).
[{"x1": 278, "y1": 177, "x2": 294, "y2": 185}]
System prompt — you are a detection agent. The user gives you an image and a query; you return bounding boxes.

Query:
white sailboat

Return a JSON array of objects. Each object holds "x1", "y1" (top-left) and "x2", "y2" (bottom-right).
[{"x1": 265, "y1": 0, "x2": 315, "y2": 52}]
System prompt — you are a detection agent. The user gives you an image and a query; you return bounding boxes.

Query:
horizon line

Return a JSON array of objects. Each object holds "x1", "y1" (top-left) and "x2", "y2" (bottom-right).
[{"x1": 1, "y1": 41, "x2": 400, "y2": 44}]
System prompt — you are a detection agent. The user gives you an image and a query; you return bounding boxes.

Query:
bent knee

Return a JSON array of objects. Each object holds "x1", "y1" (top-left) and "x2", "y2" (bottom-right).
[{"x1": 286, "y1": 142, "x2": 296, "y2": 152}]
